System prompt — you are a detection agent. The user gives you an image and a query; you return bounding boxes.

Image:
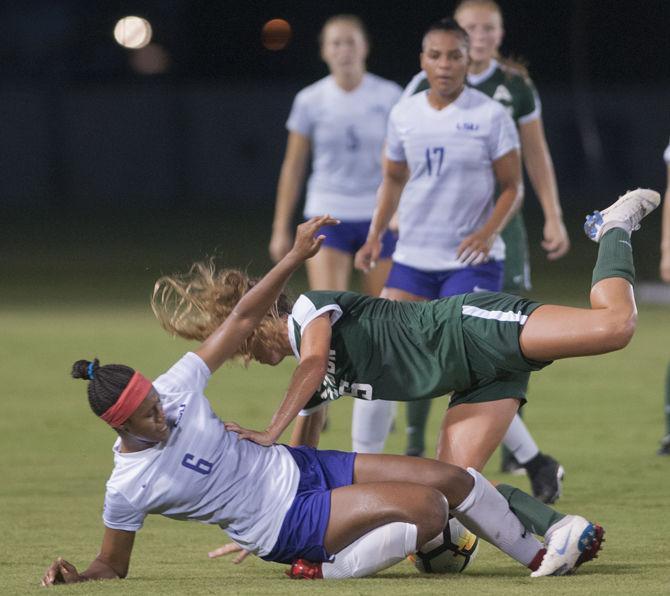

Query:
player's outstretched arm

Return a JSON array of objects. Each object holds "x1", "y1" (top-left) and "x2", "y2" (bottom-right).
[
  {"x1": 225, "y1": 314, "x2": 332, "y2": 446},
  {"x1": 41, "y1": 528, "x2": 135, "y2": 587},
  {"x1": 197, "y1": 215, "x2": 338, "y2": 373}
]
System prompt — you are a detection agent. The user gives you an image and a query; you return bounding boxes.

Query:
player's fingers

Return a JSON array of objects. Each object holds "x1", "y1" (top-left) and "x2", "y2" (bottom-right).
[
  {"x1": 233, "y1": 550, "x2": 251, "y2": 564},
  {"x1": 208, "y1": 544, "x2": 239, "y2": 558},
  {"x1": 458, "y1": 245, "x2": 474, "y2": 262}
]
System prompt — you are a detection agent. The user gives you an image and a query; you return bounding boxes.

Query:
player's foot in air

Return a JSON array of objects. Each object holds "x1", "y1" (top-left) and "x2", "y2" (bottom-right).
[
  {"x1": 286, "y1": 559, "x2": 323, "y2": 579},
  {"x1": 531, "y1": 515, "x2": 604, "y2": 577},
  {"x1": 657, "y1": 434, "x2": 670, "y2": 455},
  {"x1": 527, "y1": 453, "x2": 564, "y2": 504},
  {"x1": 584, "y1": 188, "x2": 661, "y2": 242}
]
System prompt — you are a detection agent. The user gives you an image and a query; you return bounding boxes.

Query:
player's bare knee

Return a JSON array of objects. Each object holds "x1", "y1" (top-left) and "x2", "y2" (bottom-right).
[
  {"x1": 435, "y1": 463, "x2": 473, "y2": 507},
  {"x1": 605, "y1": 311, "x2": 637, "y2": 351},
  {"x1": 414, "y1": 489, "x2": 448, "y2": 546}
]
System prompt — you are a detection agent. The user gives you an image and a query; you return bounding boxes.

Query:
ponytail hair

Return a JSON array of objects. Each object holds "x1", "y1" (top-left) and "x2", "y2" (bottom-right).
[
  {"x1": 151, "y1": 261, "x2": 293, "y2": 363},
  {"x1": 71, "y1": 359, "x2": 135, "y2": 417}
]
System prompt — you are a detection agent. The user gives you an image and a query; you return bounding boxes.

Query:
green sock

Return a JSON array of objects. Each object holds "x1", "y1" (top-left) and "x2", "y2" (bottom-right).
[
  {"x1": 497, "y1": 484, "x2": 565, "y2": 536},
  {"x1": 591, "y1": 227, "x2": 635, "y2": 287},
  {"x1": 665, "y1": 362, "x2": 670, "y2": 436},
  {"x1": 406, "y1": 400, "x2": 432, "y2": 454}
]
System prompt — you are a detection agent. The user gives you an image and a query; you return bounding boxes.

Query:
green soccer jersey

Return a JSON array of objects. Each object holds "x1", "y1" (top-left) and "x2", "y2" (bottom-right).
[{"x1": 288, "y1": 291, "x2": 471, "y2": 411}]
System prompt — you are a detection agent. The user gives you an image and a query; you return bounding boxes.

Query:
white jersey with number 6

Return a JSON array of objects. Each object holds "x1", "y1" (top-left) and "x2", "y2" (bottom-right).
[
  {"x1": 287, "y1": 73, "x2": 402, "y2": 221},
  {"x1": 102, "y1": 352, "x2": 300, "y2": 556},
  {"x1": 386, "y1": 87, "x2": 519, "y2": 270}
]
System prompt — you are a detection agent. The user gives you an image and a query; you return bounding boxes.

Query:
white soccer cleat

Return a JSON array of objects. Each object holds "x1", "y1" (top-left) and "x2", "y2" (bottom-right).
[
  {"x1": 583, "y1": 188, "x2": 660, "y2": 242},
  {"x1": 530, "y1": 515, "x2": 602, "y2": 577}
]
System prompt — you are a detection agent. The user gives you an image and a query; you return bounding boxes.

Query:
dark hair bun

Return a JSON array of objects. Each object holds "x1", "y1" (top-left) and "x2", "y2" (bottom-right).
[{"x1": 71, "y1": 358, "x2": 100, "y2": 380}]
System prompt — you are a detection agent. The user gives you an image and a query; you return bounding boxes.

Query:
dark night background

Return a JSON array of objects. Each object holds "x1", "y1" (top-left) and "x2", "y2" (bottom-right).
[{"x1": 1, "y1": 1, "x2": 669, "y2": 301}]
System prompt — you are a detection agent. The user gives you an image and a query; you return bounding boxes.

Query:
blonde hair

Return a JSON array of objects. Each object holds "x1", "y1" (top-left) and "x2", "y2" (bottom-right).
[
  {"x1": 319, "y1": 14, "x2": 369, "y2": 48},
  {"x1": 454, "y1": 0, "x2": 529, "y2": 78},
  {"x1": 151, "y1": 261, "x2": 292, "y2": 363}
]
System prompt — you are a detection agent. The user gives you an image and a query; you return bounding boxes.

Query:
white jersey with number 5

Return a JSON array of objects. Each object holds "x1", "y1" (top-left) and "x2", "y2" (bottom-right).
[
  {"x1": 287, "y1": 73, "x2": 402, "y2": 220},
  {"x1": 102, "y1": 352, "x2": 300, "y2": 556},
  {"x1": 386, "y1": 87, "x2": 519, "y2": 270}
]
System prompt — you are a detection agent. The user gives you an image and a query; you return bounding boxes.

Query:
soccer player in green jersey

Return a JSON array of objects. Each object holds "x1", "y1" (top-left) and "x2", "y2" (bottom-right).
[{"x1": 401, "y1": 0, "x2": 569, "y2": 496}]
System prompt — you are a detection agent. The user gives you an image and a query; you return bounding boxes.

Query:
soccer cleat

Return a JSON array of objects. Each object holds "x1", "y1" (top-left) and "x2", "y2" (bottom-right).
[
  {"x1": 501, "y1": 453, "x2": 527, "y2": 476},
  {"x1": 527, "y1": 454, "x2": 564, "y2": 504},
  {"x1": 286, "y1": 559, "x2": 323, "y2": 580},
  {"x1": 530, "y1": 515, "x2": 604, "y2": 577},
  {"x1": 657, "y1": 434, "x2": 670, "y2": 456},
  {"x1": 584, "y1": 188, "x2": 660, "y2": 242}
]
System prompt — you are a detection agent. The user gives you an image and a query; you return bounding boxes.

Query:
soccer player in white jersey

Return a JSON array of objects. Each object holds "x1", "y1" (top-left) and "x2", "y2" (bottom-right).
[
  {"x1": 352, "y1": 18, "x2": 520, "y2": 463},
  {"x1": 269, "y1": 14, "x2": 401, "y2": 296},
  {"x1": 41, "y1": 216, "x2": 603, "y2": 586},
  {"x1": 400, "y1": 1, "x2": 568, "y2": 503},
  {"x1": 657, "y1": 138, "x2": 670, "y2": 455}
]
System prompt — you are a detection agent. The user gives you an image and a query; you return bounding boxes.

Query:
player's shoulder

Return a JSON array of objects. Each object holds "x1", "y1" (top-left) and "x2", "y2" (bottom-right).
[
  {"x1": 294, "y1": 76, "x2": 332, "y2": 102},
  {"x1": 497, "y1": 62, "x2": 535, "y2": 92},
  {"x1": 664, "y1": 139, "x2": 670, "y2": 164},
  {"x1": 365, "y1": 72, "x2": 403, "y2": 95},
  {"x1": 391, "y1": 89, "x2": 426, "y2": 117}
]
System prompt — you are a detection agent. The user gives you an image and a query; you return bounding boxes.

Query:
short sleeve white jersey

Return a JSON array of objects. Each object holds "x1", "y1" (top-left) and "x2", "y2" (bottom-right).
[
  {"x1": 385, "y1": 87, "x2": 519, "y2": 270},
  {"x1": 664, "y1": 138, "x2": 670, "y2": 164},
  {"x1": 286, "y1": 73, "x2": 402, "y2": 220},
  {"x1": 102, "y1": 352, "x2": 300, "y2": 557}
]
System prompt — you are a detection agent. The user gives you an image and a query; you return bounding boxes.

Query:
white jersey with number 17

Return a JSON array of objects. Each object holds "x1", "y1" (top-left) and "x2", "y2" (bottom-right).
[{"x1": 386, "y1": 87, "x2": 519, "y2": 270}]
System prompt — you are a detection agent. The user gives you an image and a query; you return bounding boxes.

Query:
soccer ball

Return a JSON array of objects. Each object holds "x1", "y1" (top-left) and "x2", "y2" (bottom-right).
[{"x1": 412, "y1": 518, "x2": 480, "y2": 574}]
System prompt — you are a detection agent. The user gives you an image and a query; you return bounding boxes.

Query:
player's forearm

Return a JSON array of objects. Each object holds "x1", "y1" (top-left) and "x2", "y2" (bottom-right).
[
  {"x1": 661, "y1": 184, "x2": 670, "y2": 251},
  {"x1": 273, "y1": 161, "x2": 307, "y2": 230},
  {"x1": 482, "y1": 183, "x2": 522, "y2": 237},
  {"x1": 523, "y1": 148, "x2": 562, "y2": 222},
  {"x1": 367, "y1": 178, "x2": 404, "y2": 241},
  {"x1": 266, "y1": 358, "x2": 327, "y2": 441}
]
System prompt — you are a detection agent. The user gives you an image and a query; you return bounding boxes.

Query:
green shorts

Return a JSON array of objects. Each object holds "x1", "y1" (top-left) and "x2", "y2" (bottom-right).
[
  {"x1": 501, "y1": 212, "x2": 531, "y2": 293},
  {"x1": 449, "y1": 292, "x2": 551, "y2": 408}
]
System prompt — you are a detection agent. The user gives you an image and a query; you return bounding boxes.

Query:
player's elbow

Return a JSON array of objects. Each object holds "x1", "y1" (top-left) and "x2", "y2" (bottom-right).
[{"x1": 602, "y1": 311, "x2": 637, "y2": 351}]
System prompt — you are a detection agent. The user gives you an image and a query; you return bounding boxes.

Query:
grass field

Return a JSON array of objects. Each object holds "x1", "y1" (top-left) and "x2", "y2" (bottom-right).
[{"x1": 2, "y1": 210, "x2": 670, "y2": 594}]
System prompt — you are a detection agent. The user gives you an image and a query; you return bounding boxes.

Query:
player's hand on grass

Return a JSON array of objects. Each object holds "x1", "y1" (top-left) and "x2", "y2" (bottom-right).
[
  {"x1": 208, "y1": 543, "x2": 252, "y2": 564},
  {"x1": 354, "y1": 238, "x2": 382, "y2": 273},
  {"x1": 542, "y1": 217, "x2": 570, "y2": 260},
  {"x1": 289, "y1": 215, "x2": 340, "y2": 262},
  {"x1": 224, "y1": 422, "x2": 277, "y2": 446},
  {"x1": 457, "y1": 231, "x2": 495, "y2": 266},
  {"x1": 41, "y1": 557, "x2": 81, "y2": 586},
  {"x1": 269, "y1": 227, "x2": 294, "y2": 263}
]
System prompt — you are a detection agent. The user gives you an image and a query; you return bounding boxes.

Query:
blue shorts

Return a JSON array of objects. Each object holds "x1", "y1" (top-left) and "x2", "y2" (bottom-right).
[
  {"x1": 314, "y1": 219, "x2": 397, "y2": 259},
  {"x1": 385, "y1": 260, "x2": 504, "y2": 299},
  {"x1": 261, "y1": 446, "x2": 356, "y2": 565}
]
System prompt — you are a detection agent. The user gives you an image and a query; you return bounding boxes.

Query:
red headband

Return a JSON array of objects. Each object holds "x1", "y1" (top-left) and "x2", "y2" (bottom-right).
[{"x1": 100, "y1": 372, "x2": 153, "y2": 428}]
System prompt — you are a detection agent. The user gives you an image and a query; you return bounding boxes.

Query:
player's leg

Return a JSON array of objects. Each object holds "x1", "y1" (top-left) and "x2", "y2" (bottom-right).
[
  {"x1": 351, "y1": 399, "x2": 396, "y2": 453},
  {"x1": 436, "y1": 398, "x2": 519, "y2": 471},
  {"x1": 352, "y1": 454, "x2": 555, "y2": 572},
  {"x1": 305, "y1": 246, "x2": 352, "y2": 290},
  {"x1": 502, "y1": 412, "x2": 564, "y2": 504},
  {"x1": 520, "y1": 188, "x2": 660, "y2": 361}
]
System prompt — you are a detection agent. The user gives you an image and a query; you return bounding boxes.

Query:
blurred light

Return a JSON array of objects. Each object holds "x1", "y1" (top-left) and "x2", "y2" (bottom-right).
[
  {"x1": 114, "y1": 16, "x2": 153, "y2": 49},
  {"x1": 129, "y1": 43, "x2": 171, "y2": 75},
  {"x1": 261, "y1": 19, "x2": 292, "y2": 51}
]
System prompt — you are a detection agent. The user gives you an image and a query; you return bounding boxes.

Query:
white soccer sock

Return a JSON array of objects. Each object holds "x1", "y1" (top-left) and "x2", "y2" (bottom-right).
[
  {"x1": 453, "y1": 468, "x2": 543, "y2": 567},
  {"x1": 321, "y1": 522, "x2": 417, "y2": 579},
  {"x1": 351, "y1": 400, "x2": 397, "y2": 453},
  {"x1": 502, "y1": 414, "x2": 540, "y2": 465}
]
